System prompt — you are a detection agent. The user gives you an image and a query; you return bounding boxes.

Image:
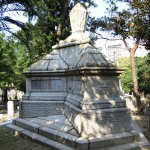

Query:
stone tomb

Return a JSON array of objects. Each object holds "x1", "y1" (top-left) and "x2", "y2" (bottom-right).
[
  {"x1": 12, "y1": 5, "x2": 150, "y2": 150},
  {"x1": 20, "y1": 3, "x2": 131, "y2": 139}
]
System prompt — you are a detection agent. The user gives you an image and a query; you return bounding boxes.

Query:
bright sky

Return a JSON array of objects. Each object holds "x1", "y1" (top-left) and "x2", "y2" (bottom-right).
[
  {"x1": 8, "y1": 1, "x2": 128, "y2": 34},
  {"x1": 88, "y1": 0, "x2": 128, "y2": 18},
  {"x1": 88, "y1": 1, "x2": 108, "y2": 18}
]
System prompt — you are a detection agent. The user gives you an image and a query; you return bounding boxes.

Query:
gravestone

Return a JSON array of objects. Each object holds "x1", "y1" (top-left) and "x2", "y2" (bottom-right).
[{"x1": 20, "y1": 3, "x2": 130, "y2": 138}]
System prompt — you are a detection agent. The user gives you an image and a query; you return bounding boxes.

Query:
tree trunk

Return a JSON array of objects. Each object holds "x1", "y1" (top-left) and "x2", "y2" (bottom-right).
[
  {"x1": 57, "y1": 0, "x2": 70, "y2": 36},
  {"x1": 122, "y1": 38, "x2": 143, "y2": 114},
  {"x1": 129, "y1": 49, "x2": 143, "y2": 114}
]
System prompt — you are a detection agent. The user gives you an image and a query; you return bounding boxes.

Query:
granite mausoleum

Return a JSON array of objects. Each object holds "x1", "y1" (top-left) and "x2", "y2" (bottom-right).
[{"x1": 6, "y1": 3, "x2": 149, "y2": 150}]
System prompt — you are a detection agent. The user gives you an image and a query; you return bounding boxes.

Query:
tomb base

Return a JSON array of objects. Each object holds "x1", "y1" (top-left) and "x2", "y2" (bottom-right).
[
  {"x1": 64, "y1": 101, "x2": 131, "y2": 138},
  {"x1": 19, "y1": 100, "x2": 64, "y2": 118}
]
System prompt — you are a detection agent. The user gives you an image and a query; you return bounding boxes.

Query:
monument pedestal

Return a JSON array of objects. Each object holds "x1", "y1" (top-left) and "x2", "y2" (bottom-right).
[{"x1": 65, "y1": 102, "x2": 131, "y2": 138}]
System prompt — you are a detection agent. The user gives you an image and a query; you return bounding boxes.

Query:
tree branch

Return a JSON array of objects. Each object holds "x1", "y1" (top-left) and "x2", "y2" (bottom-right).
[{"x1": 94, "y1": 32, "x2": 123, "y2": 41}]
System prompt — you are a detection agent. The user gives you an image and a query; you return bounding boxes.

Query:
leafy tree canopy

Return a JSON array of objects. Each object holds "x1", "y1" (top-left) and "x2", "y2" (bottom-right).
[
  {"x1": 0, "y1": 34, "x2": 16, "y2": 89},
  {"x1": 118, "y1": 56, "x2": 150, "y2": 95}
]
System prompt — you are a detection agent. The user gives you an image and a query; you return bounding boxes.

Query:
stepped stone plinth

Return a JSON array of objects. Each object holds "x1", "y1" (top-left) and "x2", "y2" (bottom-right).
[{"x1": 7, "y1": 3, "x2": 149, "y2": 149}]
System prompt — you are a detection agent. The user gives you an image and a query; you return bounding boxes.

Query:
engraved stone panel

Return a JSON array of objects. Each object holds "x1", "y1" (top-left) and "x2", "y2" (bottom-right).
[
  {"x1": 92, "y1": 78, "x2": 113, "y2": 98},
  {"x1": 31, "y1": 79, "x2": 62, "y2": 91}
]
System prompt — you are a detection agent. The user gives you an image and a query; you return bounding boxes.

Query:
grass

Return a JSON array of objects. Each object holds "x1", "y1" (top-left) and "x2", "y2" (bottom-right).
[{"x1": 0, "y1": 126, "x2": 49, "y2": 150}]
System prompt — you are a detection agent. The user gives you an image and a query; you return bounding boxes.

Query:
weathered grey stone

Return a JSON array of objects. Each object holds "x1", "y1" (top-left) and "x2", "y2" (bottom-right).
[
  {"x1": 68, "y1": 129, "x2": 80, "y2": 137},
  {"x1": 65, "y1": 102, "x2": 131, "y2": 138},
  {"x1": 14, "y1": 118, "x2": 41, "y2": 133},
  {"x1": 131, "y1": 118, "x2": 149, "y2": 145},
  {"x1": 5, "y1": 124, "x2": 25, "y2": 136},
  {"x1": 30, "y1": 117, "x2": 73, "y2": 132},
  {"x1": 44, "y1": 139, "x2": 75, "y2": 150},
  {"x1": 20, "y1": 101, "x2": 64, "y2": 118},
  {"x1": 75, "y1": 137, "x2": 89, "y2": 150},
  {"x1": 40, "y1": 115, "x2": 71, "y2": 126},
  {"x1": 20, "y1": 130, "x2": 48, "y2": 146},
  {"x1": 89, "y1": 132, "x2": 133, "y2": 149},
  {"x1": 29, "y1": 118, "x2": 53, "y2": 125},
  {"x1": 92, "y1": 142, "x2": 139, "y2": 150},
  {"x1": 39, "y1": 126, "x2": 78, "y2": 148},
  {"x1": 131, "y1": 130, "x2": 140, "y2": 142}
]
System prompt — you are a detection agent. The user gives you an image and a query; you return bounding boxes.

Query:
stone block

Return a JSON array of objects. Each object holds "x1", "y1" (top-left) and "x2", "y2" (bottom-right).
[
  {"x1": 40, "y1": 115, "x2": 71, "y2": 125},
  {"x1": 92, "y1": 142, "x2": 139, "y2": 150},
  {"x1": 15, "y1": 118, "x2": 41, "y2": 133},
  {"x1": 30, "y1": 117, "x2": 73, "y2": 132},
  {"x1": 68, "y1": 129, "x2": 80, "y2": 137},
  {"x1": 44, "y1": 139, "x2": 75, "y2": 150},
  {"x1": 20, "y1": 130, "x2": 48, "y2": 146},
  {"x1": 39, "y1": 126, "x2": 77, "y2": 148},
  {"x1": 89, "y1": 132, "x2": 133, "y2": 149},
  {"x1": 131, "y1": 130, "x2": 140, "y2": 142},
  {"x1": 65, "y1": 102, "x2": 131, "y2": 138},
  {"x1": 5, "y1": 124, "x2": 25, "y2": 136},
  {"x1": 20, "y1": 101, "x2": 64, "y2": 118},
  {"x1": 75, "y1": 137, "x2": 89, "y2": 150}
]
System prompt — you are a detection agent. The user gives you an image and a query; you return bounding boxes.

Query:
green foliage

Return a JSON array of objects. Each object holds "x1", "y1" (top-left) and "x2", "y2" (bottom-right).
[
  {"x1": 0, "y1": 34, "x2": 17, "y2": 89},
  {"x1": 135, "y1": 57, "x2": 150, "y2": 95},
  {"x1": 13, "y1": 0, "x2": 98, "y2": 65},
  {"x1": 0, "y1": 1, "x2": 98, "y2": 91},
  {"x1": 118, "y1": 56, "x2": 150, "y2": 95},
  {"x1": 118, "y1": 57, "x2": 133, "y2": 93},
  {"x1": 90, "y1": 0, "x2": 150, "y2": 49}
]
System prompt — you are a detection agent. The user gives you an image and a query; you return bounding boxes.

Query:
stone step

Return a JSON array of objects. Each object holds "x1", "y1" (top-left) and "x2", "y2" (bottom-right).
[
  {"x1": 88, "y1": 131, "x2": 140, "y2": 149},
  {"x1": 12, "y1": 118, "x2": 88, "y2": 149},
  {"x1": 91, "y1": 141, "x2": 150, "y2": 150},
  {"x1": 5, "y1": 124, "x2": 75, "y2": 150},
  {"x1": 39, "y1": 126, "x2": 78, "y2": 148},
  {"x1": 12, "y1": 118, "x2": 42, "y2": 133},
  {"x1": 8, "y1": 117, "x2": 143, "y2": 150}
]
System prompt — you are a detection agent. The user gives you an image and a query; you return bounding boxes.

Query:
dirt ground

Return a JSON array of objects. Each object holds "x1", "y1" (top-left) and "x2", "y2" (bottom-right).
[{"x1": 132, "y1": 114, "x2": 150, "y2": 143}]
